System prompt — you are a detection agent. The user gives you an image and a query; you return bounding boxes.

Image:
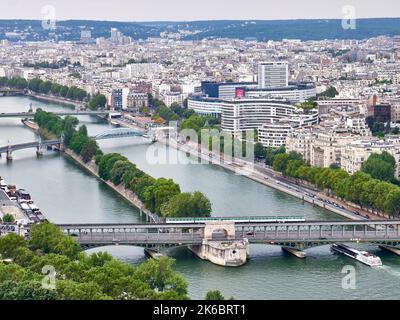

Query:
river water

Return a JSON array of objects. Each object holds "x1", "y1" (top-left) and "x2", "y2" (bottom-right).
[{"x1": 1, "y1": 96, "x2": 400, "y2": 300}]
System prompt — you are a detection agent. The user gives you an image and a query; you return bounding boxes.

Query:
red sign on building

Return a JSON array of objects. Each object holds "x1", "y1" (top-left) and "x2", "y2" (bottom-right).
[{"x1": 235, "y1": 87, "x2": 245, "y2": 98}]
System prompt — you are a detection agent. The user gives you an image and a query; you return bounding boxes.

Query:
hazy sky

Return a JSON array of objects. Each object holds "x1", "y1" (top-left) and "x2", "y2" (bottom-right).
[{"x1": 1, "y1": 0, "x2": 400, "y2": 21}]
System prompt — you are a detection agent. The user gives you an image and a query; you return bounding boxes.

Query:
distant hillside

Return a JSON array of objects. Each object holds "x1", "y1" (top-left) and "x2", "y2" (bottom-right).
[
  {"x1": 174, "y1": 18, "x2": 400, "y2": 41},
  {"x1": 0, "y1": 18, "x2": 399, "y2": 42}
]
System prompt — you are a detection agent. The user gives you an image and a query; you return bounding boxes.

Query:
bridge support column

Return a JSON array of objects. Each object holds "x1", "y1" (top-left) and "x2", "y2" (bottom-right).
[
  {"x1": 282, "y1": 246, "x2": 306, "y2": 258},
  {"x1": 379, "y1": 244, "x2": 400, "y2": 256},
  {"x1": 144, "y1": 247, "x2": 164, "y2": 259},
  {"x1": 36, "y1": 145, "x2": 43, "y2": 157},
  {"x1": 6, "y1": 150, "x2": 12, "y2": 161}
]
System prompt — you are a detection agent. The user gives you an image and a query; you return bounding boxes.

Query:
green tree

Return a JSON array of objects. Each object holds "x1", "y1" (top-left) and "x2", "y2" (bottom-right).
[
  {"x1": 80, "y1": 139, "x2": 99, "y2": 163},
  {"x1": 0, "y1": 280, "x2": 57, "y2": 300},
  {"x1": 134, "y1": 257, "x2": 188, "y2": 299},
  {"x1": 361, "y1": 152, "x2": 396, "y2": 182},
  {"x1": 98, "y1": 153, "x2": 128, "y2": 181},
  {"x1": 254, "y1": 143, "x2": 266, "y2": 159},
  {"x1": 160, "y1": 192, "x2": 212, "y2": 217},
  {"x1": 273, "y1": 153, "x2": 290, "y2": 173},
  {"x1": 181, "y1": 115, "x2": 206, "y2": 133},
  {"x1": 88, "y1": 93, "x2": 106, "y2": 110},
  {"x1": 2, "y1": 213, "x2": 15, "y2": 224},
  {"x1": 143, "y1": 178, "x2": 181, "y2": 214},
  {"x1": 285, "y1": 160, "x2": 304, "y2": 178},
  {"x1": 56, "y1": 280, "x2": 110, "y2": 300},
  {"x1": 0, "y1": 233, "x2": 26, "y2": 259},
  {"x1": 288, "y1": 151, "x2": 303, "y2": 162},
  {"x1": 29, "y1": 223, "x2": 81, "y2": 259},
  {"x1": 384, "y1": 188, "x2": 400, "y2": 217},
  {"x1": 372, "y1": 182, "x2": 394, "y2": 212},
  {"x1": 205, "y1": 290, "x2": 225, "y2": 300},
  {"x1": 109, "y1": 160, "x2": 135, "y2": 185}
]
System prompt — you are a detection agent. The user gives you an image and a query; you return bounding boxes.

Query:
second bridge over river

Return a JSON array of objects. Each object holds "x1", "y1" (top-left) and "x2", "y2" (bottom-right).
[{"x1": 0, "y1": 128, "x2": 157, "y2": 160}]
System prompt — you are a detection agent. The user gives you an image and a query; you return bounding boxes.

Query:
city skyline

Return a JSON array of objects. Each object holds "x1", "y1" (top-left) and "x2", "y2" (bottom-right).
[{"x1": 1, "y1": 0, "x2": 400, "y2": 21}]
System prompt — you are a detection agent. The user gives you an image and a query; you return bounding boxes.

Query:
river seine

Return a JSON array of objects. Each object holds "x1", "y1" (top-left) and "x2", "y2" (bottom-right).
[{"x1": 1, "y1": 96, "x2": 400, "y2": 299}]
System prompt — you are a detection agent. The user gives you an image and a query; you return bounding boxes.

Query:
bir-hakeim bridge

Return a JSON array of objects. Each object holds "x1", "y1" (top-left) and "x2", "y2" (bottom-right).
[
  {"x1": 31, "y1": 219, "x2": 400, "y2": 266},
  {"x1": 3, "y1": 219, "x2": 400, "y2": 266}
]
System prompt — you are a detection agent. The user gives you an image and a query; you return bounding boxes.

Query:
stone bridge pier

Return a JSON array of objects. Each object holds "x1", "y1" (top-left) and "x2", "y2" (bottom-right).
[
  {"x1": 190, "y1": 221, "x2": 249, "y2": 267},
  {"x1": 203, "y1": 221, "x2": 236, "y2": 240}
]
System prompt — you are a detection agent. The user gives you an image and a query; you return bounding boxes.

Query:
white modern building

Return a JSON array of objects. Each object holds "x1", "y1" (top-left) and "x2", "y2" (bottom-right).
[
  {"x1": 258, "y1": 61, "x2": 289, "y2": 89},
  {"x1": 187, "y1": 96, "x2": 222, "y2": 117},
  {"x1": 246, "y1": 83, "x2": 316, "y2": 102},
  {"x1": 188, "y1": 82, "x2": 316, "y2": 117},
  {"x1": 258, "y1": 122, "x2": 294, "y2": 148},
  {"x1": 258, "y1": 110, "x2": 319, "y2": 148},
  {"x1": 221, "y1": 98, "x2": 295, "y2": 135}
]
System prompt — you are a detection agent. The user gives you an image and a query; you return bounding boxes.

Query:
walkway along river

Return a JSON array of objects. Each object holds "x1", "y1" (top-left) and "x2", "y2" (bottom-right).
[{"x1": 2, "y1": 96, "x2": 400, "y2": 299}]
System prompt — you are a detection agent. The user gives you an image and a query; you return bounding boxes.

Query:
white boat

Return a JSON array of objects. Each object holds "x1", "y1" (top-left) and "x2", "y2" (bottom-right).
[
  {"x1": 0, "y1": 179, "x2": 7, "y2": 190},
  {"x1": 331, "y1": 244, "x2": 382, "y2": 267},
  {"x1": 20, "y1": 202, "x2": 31, "y2": 211},
  {"x1": 28, "y1": 203, "x2": 39, "y2": 212}
]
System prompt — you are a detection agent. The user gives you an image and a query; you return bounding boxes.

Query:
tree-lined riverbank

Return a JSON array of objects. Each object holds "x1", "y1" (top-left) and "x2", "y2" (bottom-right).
[{"x1": 33, "y1": 109, "x2": 212, "y2": 219}]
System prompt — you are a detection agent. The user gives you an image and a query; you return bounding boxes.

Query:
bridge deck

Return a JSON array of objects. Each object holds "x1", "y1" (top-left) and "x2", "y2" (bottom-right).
[
  {"x1": 0, "y1": 111, "x2": 110, "y2": 118},
  {"x1": 56, "y1": 220, "x2": 400, "y2": 248},
  {"x1": 0, "y1": 140, "x2": 61, "y2": 153}
]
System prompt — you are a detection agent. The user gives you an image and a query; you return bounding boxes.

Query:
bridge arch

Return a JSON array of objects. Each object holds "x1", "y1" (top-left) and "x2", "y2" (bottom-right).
[
  {"x1": 204, "y1": 222, "x2": 236, "y2": 240},
  {"x1": 93, "y1": 128, "x2": 150, "y2": 141}
]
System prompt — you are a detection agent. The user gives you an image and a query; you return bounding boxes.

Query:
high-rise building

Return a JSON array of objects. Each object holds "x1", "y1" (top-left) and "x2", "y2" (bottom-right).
[
  {"x1": 112, "y1": 89, "x2": 123, "y2": 111},
  {"x1": 80, "y1": 30, "x2": 92, "y2": 43},
  {"x1": 110, "y1": 28, "x2": 121, "y2": 42},
  {"x1": 258, "y1": 62, "x2": 289, "y2": 89}
]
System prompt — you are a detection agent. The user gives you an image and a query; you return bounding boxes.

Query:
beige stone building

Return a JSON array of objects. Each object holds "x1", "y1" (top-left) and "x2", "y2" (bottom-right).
[
  {"x1": 286, "y1": 128, "x2": 359, "y2": 168},
  {"x1": 341, "y1": 139, "x2": 400, "y2": 179}
]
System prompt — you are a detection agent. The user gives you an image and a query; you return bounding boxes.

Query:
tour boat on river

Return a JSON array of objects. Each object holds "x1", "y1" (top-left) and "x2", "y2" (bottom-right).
[{"x1": 331, "y1": 244, "x2": 383, "y2": 267}]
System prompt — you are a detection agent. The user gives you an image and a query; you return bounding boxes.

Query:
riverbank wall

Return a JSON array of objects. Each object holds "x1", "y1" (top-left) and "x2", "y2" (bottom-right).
[
  {"x1": 25, "y1": 93, "x2": 81, "y2": 109},
  {"x1": 64, "y1": 149, "x2": 161, "y2": 223},
  {"x1": 21, "y1": 119, "x2": 39, "y2": 131}
]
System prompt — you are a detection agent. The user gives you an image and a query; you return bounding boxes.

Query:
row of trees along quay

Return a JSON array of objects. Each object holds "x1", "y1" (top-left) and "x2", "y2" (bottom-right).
[
  {"x1": 0, "y1": 76, "x2": 106, "y2": 110},
  {"x1": 258, "y1": 146, "x2": 400, "y2": 218},
  {"x1": 33, "y1": 110, "x2": 212, "y2": 218}
]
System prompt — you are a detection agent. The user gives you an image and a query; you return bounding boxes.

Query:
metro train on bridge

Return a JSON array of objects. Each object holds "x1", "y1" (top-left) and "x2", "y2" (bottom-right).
[{"x1": 165, "y1": 216, "x2": 306, "y2": 224}]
